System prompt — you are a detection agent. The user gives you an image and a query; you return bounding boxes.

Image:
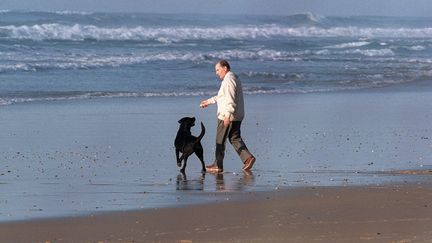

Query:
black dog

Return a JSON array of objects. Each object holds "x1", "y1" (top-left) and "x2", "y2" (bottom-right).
[{"x1": 175, "y1": 117, "x2": 206, "y2": 173}]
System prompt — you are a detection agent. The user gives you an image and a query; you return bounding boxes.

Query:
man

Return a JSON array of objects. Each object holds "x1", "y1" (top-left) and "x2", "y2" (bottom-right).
[{"x1": 200, "y1": 60, "x2": 256, "y2": 173}]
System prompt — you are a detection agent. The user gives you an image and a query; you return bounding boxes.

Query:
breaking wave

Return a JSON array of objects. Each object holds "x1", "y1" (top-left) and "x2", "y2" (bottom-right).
[
  {"x1": 1, "y1": 47, "x2": 410, "y2": 73},
  {"x1": 325, "y1": 41, "x2": 371, "y2": 49},
  {"x1": 0, "y1": 49, "x2": 302, "y2": 72},
  {"x1": 2, "y1": 24, "x2": 432, "y2": 42}
]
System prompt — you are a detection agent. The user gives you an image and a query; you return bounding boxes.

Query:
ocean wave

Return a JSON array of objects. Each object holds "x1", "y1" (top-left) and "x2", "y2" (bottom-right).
[
  {"x1": 2, "y1": 23, "x2": 432, "y2": 42},
  {"x1": 242, "y1": 71, "x2": 291, "y2": 79},
  {"x1": 342, "y1": 48, "x2": 395, "y2": 57},
  {"x1": 4, "y1": 44, "x2": 423, "y2": 73},
  {"x1": 284, "y1": 12, "x2": 326, "y2": 26},
  {"x1": 0, "y1": 9, "x2": 93, "y2": 15},
  {"x1": 405, "y1": 45, "x2": 426, "y2": 51},
  {"x1": 325, "y1": 41, "x2": 370, "y2": 49},
  {"x1": 0, "y1": 51, "x2": 205, "y2": 72},
  {"x1": 53, "y1": 10, "x2": 94, "y2": 15},
  {"x1": 0, "y1": 47, "x2": 404, "y2": 73},
  {"x1": 403, "y1": 58, "x2": 432, "y2": 63},
  {"x1": 0, "y1": 49, "x2": 305, "y2": 72},
  {"x1": 241, "y1": 71, "x2": 303, "y2": 81}
]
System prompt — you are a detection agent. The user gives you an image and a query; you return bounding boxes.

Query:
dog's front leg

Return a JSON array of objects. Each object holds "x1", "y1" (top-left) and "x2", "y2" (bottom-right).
[
  {"x1": 176, "y1": 149, "x2": 182, "y2": 167},
  {"x1": 180, "y1": 156, "x2": 188, "y2": 174}
]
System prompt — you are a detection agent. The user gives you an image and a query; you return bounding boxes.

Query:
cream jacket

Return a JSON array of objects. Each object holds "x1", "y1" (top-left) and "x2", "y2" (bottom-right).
[{"x1": 206, "y1": 71, "x2": 245, "y2": 121}]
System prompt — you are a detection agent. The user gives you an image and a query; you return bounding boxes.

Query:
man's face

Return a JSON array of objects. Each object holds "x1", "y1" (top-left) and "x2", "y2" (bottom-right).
[{"x1": 215, "y1": 64, "x2": 228, "y2": 81}]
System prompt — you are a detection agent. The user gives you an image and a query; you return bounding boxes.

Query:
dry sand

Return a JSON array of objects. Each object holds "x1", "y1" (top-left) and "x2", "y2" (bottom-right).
[{"x1": 1, "y1": 183, "x2": 432, "y2": 243}]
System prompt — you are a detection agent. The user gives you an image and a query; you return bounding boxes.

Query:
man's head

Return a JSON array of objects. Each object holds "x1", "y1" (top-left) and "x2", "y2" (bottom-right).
[{"x1": 215, "y1": 60, "x2": 230, "y2": 80}]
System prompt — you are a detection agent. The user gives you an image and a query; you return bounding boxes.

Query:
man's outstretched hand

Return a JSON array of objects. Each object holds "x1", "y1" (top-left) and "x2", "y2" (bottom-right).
[{"x1": 200, "y1": 100, "x2": 209, "y2": 108}]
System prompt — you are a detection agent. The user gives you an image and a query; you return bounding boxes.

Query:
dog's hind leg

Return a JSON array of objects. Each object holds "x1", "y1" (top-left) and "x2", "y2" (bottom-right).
[{"x1": 195, "y1": 146, "x2": 206, "y2": 173}]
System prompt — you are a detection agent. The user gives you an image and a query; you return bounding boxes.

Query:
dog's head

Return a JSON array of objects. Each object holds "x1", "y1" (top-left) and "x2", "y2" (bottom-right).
[{"x1": 178, "y1": 117, "x2": 196, "y2": 129}]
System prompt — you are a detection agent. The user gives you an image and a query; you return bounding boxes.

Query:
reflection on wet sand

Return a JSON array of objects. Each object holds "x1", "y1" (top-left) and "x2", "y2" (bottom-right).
[
  {"x1": 176, "y1": 173, "x2": 205, "y2": 191},
  {"x1": 176, "y1": 171, "x2": 255, "y2": 191}
]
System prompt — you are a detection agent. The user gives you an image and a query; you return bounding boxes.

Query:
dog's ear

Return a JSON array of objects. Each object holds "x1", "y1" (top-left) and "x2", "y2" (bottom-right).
[{"x1": 178, "y1": 117, "x2": 186, "y2": 124}]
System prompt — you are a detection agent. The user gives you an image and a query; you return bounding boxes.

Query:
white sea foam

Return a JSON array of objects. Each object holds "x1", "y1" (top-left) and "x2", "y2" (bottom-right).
[
  {"x1": 2, "y1": 24, "x2": 432, "y2": 42},
  {"x1": 54, "y1": 10, "x2": 94, "y2": 15},
  {"x1": 243, "y1": 71, "x2": 291, "y2": 79},
  {"x1": 404, "y1": 58, "x2": 432, "y2": 63},
  {"x1": 342, "y1": 48, "x2": 395, "y2": 57},
  {"x1": 407, "y1": 45, "x2": 426, "y2": 51},
  {"x1": 0, "y1": 98, "x2": 11, "y2": 106},
  {"x1": 326, "y1": 41, "x2": 370, "y2": 49}
]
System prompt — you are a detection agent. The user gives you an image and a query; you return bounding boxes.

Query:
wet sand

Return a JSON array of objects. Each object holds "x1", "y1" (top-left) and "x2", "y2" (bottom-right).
[
  {"x1": 1, "y1": 85, "x2": 432, "y2": 242},
  {"x1": 1, "y1": 183, "x2": 432, "y2": 243}
]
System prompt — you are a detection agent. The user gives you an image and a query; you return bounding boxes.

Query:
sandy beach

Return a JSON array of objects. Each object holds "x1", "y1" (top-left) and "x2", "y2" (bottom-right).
[
  {"x1": 1, "y1": 184, "x2": 432, "y2": 242},
  {"x1": 1, "y1": 84, "x2": 432, "y2": 241}
]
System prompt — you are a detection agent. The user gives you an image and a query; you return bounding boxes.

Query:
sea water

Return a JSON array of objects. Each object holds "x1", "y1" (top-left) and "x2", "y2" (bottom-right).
[{"x1": 1, "y1": 11, "x2": 432, "y2": 105}]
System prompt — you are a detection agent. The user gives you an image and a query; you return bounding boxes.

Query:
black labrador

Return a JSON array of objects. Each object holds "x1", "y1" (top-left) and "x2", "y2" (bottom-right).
[{"x1": 175, "y1": 117, "x2": 206, "y2": 173}]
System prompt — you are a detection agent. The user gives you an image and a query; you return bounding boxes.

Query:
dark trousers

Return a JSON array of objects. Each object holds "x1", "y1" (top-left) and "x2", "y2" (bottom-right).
[{"x1": 215, "y1": 119, "x2": 252, "y2": 169}]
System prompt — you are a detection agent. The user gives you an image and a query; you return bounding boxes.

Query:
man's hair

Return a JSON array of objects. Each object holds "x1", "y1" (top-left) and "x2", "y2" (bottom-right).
[{"x1": 217, "y1": 60, "x2": 230, "y2": 71}]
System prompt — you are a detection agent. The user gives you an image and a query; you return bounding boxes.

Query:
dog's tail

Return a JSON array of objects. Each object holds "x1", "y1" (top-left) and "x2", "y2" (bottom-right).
[{"x1": 196, "y1": 122, "x2": 205, "y2": 143}]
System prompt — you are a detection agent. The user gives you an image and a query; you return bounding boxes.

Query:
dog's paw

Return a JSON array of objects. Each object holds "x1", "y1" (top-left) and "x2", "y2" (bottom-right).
[{"x1": 177, "y1": 162, "x2": 182, "y2": 167}]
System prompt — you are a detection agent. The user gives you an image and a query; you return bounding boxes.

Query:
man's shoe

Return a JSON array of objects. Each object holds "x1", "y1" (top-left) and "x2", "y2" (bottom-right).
[
  {"x1": 242, "y1": 156, "x2": 256, "y2": 171},
  {"x1": 206, "y1": 163, "x2": 223, "y2": 173}
]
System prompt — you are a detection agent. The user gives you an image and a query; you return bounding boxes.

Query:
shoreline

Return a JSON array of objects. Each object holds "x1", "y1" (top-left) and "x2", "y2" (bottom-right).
[
  {"x1": 2, "y1": 78, "x2": 432, "y2": 109},
  {"x1": 1, "y1": 183, "x2": 432, "y2": 242}
]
